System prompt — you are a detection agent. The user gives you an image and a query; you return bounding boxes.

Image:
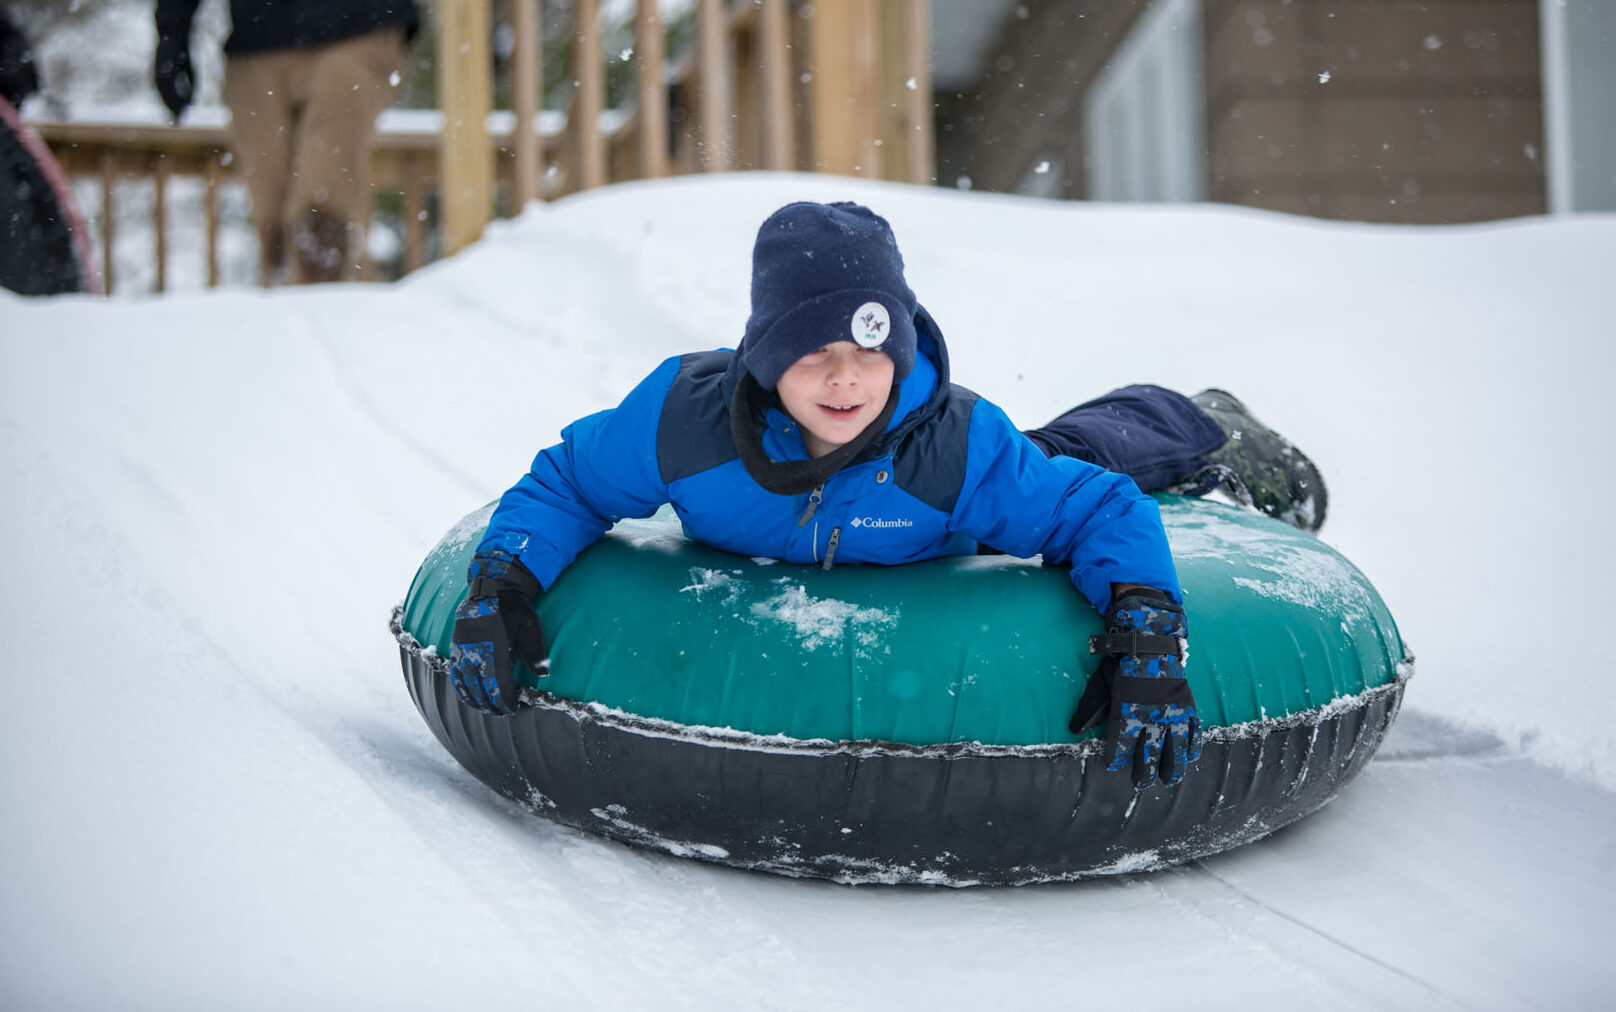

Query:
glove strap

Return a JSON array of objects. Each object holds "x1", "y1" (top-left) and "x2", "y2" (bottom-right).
[
  {"x1": 1113, "y1": 675, "x2": 1193, "y2": 705},
  {"x1": 467, "y1": 555, "x2": 542, "y2": 601},
  {"x1": 1089, "y1": 631, "x2": 1182, "y2": 656}
]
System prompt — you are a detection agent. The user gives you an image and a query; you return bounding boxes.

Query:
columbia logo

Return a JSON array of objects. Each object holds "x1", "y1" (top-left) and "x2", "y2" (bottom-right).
[{"x1": 850, "y1": 516, "x2": 913, "y2": 529}]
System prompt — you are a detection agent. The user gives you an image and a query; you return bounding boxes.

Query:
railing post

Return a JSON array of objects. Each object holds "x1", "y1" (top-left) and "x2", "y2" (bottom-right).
[
  {"x1": 697, "y1": 0, "x2": 734, "y2": 171},
  {"x1": 636, "y1": 0, "x2": 668, "y2": 178},
  {"x1": 901, "y1": 0, "x2": 934, "y2": 185},
  {"x1": 205, "y1": 150, "x2": 221, "y2": 287},
  {"x1": 405, "y1": 153, "x2": 428, "y2": 273},
  {"x1": 153, "y1": 152, "x2": 169, "y2": 293},
  {"x1": 437, "y1": 0, "x2": 494, "y2": 256},
  {"x1": 575, "y1": 0, "x2": 607, "y2": 189},
  {"x1": 99, "y1": 148, "x2": 116, "y2": 295},
  {"x1": 758, "y1": 0, "x2": 794, "y2": 170},
  {"x1": 871, "y1": 0, "x2": 934, "y2": 186},
  {"x1": 807, "y1": 0, "x2": 879, "y2": 177},
  {"x1": 512, "y1": 0, "x2": 543, "y2": 207}
]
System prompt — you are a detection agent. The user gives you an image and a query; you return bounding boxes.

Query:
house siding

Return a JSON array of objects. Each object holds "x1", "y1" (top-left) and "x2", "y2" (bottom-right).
[
  {"x1": 1205, "y1": 0, "x2": 1546, "y2": 222},
  {"x1": 937, "y1": 0, "x2": 1547, "y2": 224}
]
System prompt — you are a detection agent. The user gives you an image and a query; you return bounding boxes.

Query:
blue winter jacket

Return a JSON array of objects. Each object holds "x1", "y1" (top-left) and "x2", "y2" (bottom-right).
[{"x1": 479, "y1": 309, "x2": 1181, "y2": 614}]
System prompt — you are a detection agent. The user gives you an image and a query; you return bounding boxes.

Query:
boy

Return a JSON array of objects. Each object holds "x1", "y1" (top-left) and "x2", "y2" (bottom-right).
[{"x1": 450, "y1": 201, "x2": 1325, "y2": 789}]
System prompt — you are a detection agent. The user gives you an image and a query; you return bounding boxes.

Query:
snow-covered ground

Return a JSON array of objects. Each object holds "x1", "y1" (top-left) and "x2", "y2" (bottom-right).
[{"x1": 3, "y1": 174, "x2": 1614, "y2": 1008}]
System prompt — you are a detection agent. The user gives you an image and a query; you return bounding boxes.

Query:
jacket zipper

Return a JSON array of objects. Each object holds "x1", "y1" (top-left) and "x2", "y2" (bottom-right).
[
  {"x1": 822, "y1": 526, "x2": 841, "y2": 570},
  {"x1": 797, "y1": 485, "x2": 823, "y2": 526},
  {"x1": 797, "y1": 485, "x2": 839, "y2": 567}
]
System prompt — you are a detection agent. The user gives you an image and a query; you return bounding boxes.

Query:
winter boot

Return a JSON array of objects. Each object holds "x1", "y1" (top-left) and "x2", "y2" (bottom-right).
[
  {"x1": 292, "y1": 207, "x2": 353, "y2": 284},
  {"x1": 1185, "y1": 388, "x2": 1328, "y2": 532}
]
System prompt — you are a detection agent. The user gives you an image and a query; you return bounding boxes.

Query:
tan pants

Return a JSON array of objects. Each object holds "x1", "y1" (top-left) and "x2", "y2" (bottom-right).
[{"x1": 224, "y1": 27, "x2": 405, "y2": 285}]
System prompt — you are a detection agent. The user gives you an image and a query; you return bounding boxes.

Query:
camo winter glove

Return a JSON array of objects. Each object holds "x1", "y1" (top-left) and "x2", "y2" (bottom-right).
[
  {"x1": 1070, "y1": 588, "x2": 1200, "y2": 788},
  {"x1": 448, "y1": 549, "x2": 547, "y2": 715}
]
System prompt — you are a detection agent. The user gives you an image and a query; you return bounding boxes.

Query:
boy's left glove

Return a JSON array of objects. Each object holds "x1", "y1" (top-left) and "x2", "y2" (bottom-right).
[
  {"x1": 1070, "y1": 588, "x2": 1200, "y2": 788},
  {"x1": 448, "y1": 550, "x2": 548, "y2": 715}
]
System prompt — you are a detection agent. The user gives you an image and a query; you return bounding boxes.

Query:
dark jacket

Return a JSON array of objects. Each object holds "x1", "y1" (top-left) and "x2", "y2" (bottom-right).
[
  {"x1": 480, "y1": 309, "x2": 1181, "y2": 614},
  {"x1": 156, "y1": 0, "x2": 418, "y2": 56}
]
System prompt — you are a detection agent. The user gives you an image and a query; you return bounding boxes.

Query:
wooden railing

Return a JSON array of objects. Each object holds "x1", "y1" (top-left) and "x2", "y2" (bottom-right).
[{"x1": 32, "y1": 0, "x2": 934, "y2": 295}]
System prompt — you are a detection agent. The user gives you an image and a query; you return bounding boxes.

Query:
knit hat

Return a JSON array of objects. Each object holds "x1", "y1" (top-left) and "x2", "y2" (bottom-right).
[{"x1": 740, "y1": 201, "x2": 918, "y2": 390}]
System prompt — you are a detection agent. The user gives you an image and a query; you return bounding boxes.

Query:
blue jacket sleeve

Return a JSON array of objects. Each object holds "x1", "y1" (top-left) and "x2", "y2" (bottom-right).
[
  {"x1": 949, "y1": 398, "x2": 1181, "y2": 613},
  {"x1": 476, "y1": 356, "x2": 681, "y2": 588}
]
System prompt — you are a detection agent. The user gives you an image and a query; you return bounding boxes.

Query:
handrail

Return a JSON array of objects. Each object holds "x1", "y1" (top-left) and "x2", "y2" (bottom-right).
[{"x1": 33, "y1": 109, "x2": 613, "y2": 292}]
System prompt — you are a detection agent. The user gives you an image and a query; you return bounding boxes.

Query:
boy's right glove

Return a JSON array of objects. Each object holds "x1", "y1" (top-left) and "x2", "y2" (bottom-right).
[
  {"x1": 1070, "y1": 588, "x2": 1200, "y2": 788},
  {"x1": 448, "y1": 549, "x2": 548, "y2": 715}
]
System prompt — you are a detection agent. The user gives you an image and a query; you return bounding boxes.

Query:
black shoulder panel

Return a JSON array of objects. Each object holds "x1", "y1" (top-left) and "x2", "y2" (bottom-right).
[
  {"x1": 657, "y1": 350, "x2": 741, "y2": 485},
  {"x1": 892, "y1": 385, "x2": 979, "y2": 514}
]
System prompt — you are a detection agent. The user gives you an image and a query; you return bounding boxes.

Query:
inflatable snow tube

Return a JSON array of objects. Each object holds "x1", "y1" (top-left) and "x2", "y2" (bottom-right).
[{"x1": 392, "y1": 496, "x2": 1411, "y2": 886}]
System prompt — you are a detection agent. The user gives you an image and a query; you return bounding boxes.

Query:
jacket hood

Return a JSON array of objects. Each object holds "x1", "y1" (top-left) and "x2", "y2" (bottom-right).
[{"x1": 872, "y1": 304, "x2": 951, "y2": 456}]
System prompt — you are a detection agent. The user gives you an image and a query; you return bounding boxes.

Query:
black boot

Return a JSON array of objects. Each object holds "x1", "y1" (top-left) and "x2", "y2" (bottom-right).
[
  {"x1": 1185, "y1": 389, "x2": 1328, "y2": 532},
  {"x1": 292, "y1": 206, "x2": 353, "y2": 284}
]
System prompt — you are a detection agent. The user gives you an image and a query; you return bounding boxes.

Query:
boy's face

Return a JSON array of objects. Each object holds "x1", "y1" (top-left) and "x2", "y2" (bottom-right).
[{"x1": 775, "y1": 342, "x2": 895, "y2": 459}]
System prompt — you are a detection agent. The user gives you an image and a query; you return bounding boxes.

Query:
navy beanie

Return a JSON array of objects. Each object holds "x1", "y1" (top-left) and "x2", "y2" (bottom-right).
[{"x1": 740, "y1": 201, "x2": 918, "y2": 390}]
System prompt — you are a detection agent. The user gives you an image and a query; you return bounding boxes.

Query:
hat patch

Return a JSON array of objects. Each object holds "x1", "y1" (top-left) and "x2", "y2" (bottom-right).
[{"x1": 851, "y1": 302, "x2": 891, "y2": 349}]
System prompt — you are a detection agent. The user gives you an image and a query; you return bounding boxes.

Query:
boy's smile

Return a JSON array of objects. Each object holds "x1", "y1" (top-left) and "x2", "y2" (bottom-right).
[{"x1": 775, "y1": 342, "x2": 896, "y2": 459}]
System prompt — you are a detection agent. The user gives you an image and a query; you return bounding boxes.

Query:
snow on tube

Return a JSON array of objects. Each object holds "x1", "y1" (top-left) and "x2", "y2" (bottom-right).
[{"x1": 391, "y1": 495, "x2": 1412, "y2": 886}]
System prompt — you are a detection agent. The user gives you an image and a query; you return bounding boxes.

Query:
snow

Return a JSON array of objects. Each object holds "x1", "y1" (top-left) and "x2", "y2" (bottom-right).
[
  {"x1": 2, "y1": 173, "x2": 1614, "y2": 1007},
  {"x1": 682, "y1": 561, "x2": 902, "y2": 652},
  {"x1": 749, "y1": 581, "x2": 899, "y2": 652}
]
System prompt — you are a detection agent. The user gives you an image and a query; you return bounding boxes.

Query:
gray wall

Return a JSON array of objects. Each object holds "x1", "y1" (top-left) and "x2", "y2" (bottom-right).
[{"x1": 1556, "y1": 1, "x2": 1616, "y2": 211}]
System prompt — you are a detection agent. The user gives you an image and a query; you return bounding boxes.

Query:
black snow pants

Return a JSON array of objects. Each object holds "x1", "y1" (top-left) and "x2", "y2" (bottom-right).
[{"x1": 1022, "y1": 384, "x2": 1225, "y2": 492}]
